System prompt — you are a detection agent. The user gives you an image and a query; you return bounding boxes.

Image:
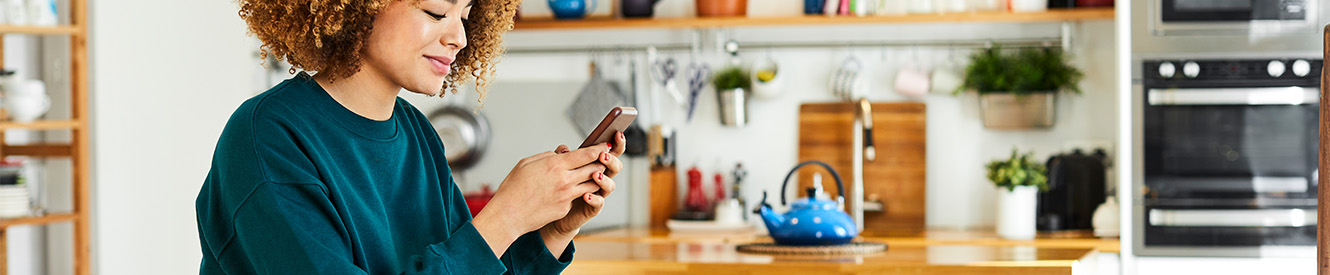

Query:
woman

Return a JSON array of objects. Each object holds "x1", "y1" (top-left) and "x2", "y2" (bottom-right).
[{"x1": 195, "y1": 0, "x2": 621, "y2": 274}]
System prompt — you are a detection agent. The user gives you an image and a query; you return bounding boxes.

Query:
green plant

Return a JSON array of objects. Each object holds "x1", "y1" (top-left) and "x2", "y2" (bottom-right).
[
  {"x1": 712, "y1": 66, "x2": 751, "y2": 91},
  {"x1": 955, "y1": 47, "x2": 1084, "y2": 96},
  {"x1": 986, "y1": 149, "x2": 1048, "y2": 192}
]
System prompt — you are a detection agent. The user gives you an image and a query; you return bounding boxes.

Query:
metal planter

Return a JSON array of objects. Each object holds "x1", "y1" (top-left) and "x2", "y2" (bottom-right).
[{"x1": 979, "y1": 92, "x2": 1056, "y2": 130}]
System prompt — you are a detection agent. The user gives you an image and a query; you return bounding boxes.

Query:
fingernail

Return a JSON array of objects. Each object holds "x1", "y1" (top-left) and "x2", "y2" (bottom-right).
[
  {"x1": 596, "y1": 172, "x2": 603, "y2": 180},
  {"x1": 617, "y1": 131, "x2": 624, "y2": 140},
  {"x1": 607, "y1": 142, "x2": 613, "y2": 150},
  {"x1": 585, "y1": 193, "x2": 592, "y2": 201},
  {"x1": 602, "y1": 152, "x2": 609, "y2": 161}
]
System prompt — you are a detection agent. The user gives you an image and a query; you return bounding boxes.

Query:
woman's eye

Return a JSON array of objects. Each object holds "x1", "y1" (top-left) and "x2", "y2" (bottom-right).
[{"x1": 424, "y1": 10, "x2": 446, "y2": 21}]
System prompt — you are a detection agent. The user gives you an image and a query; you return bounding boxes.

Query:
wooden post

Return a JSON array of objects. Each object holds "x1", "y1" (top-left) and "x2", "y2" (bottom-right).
[{"x1": 1319, "y1": 24, "x2": 1329, "y2": 275}]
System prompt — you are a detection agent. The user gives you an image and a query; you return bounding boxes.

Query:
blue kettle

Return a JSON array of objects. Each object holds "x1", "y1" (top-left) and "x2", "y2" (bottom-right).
[
  {"x1": 755, "y1": 160, "x2": 859, "y2": 246},
  {"x1": 549, "y1": 0, "x2": 597, "y2": 19}
]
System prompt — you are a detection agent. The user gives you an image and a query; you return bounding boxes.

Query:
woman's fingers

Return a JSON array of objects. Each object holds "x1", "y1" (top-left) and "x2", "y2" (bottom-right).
[
  {"x1": 518, "y1": 151, "x2": 558, "y2": 166},
  {"x1": 583, "y1": 193, "x2": 606, "y2": 209},
  {"x1": 554, "y1": 144, "x2": 571, "y2": 154},
  {"x1": 611, "y1": 131, "x2": 627, "y2": 156},
  {"x1": 567, "y1": 180, "x2": 602, "y2": 200},
  {"x1": 598, "y1": 151, "x2": 623, "y2": 178},
  {"x1": 591, "y1": 172, "x2": 615, "y2": 197},
  {"x1": 557, "y1": 145, "x2": 610, "y2": 169},
  {"x1": 567, "y1": 163, "x2": 606, "y2": 185}
]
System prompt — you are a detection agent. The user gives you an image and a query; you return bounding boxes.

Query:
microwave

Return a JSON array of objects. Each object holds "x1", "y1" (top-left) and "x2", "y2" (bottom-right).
[{"x1": 1151, "y1": 0, "x2": 1318, "y2": 35}]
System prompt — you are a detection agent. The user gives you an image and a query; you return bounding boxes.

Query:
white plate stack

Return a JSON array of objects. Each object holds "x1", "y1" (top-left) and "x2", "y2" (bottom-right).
[{"x1": 0, "y1": 185, "x2": 30, "y2": 218}]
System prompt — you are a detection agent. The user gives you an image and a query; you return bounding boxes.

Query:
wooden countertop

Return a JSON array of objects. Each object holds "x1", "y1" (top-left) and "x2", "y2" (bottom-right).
[
  {"x1": 576, "y1": 228, "x2": 1120, "y2": 253},
  {"x1": 564, "y1": 228, "x2": 1116, "y2": 274}
]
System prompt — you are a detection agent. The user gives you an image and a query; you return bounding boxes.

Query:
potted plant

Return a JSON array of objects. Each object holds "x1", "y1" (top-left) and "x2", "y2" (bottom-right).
[
  {"x1": 712, "y1": 66, "x2": 751, "y2": 127},
  {"x1": 955, "y1": 47, "x2": 1083, "y2": 130},
  {"x1": 986, "y1": 149, "x2": 1048, "y2": 240}
]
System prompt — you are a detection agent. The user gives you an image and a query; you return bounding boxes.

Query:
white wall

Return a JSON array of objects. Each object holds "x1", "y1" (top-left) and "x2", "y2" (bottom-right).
[
  {"x1": 89, "y1": 0, "x2": 257, "y2": 273},
  {"x1": 470, "y1": 22, "x2": 1119, "y2": 230}
]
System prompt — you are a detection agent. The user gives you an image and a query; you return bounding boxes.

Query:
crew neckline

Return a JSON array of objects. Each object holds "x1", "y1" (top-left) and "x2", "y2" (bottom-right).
[{"x1": 295, "y1": 72, "x2": 400, "y2": 141}]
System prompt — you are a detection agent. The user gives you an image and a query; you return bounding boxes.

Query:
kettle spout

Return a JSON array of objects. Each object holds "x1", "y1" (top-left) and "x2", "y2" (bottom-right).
[{"x1": 754, "y1": 191, "x2": 784, "y2": 233}]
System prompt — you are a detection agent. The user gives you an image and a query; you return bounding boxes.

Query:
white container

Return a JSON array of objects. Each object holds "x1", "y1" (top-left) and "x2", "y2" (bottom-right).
[
  {"x1": 27, "y1": 0, "x2": 57, "y2": 26},
  {"x1": 875, "y1": 0, "x2": 908, "y2": 15},
  {"x1": 908, "y1": 0, "x2": 934, "y2": 14},
  {"x1": 5, "y1": 79, "x2": 50, "y2": 123},
  {"x1": 1010, "y1": 0, "x2": 1048, "y2": 12},
  {"x1": 750, "y1": 57, "x2": 783, "y2": 99},
  {"x1": 5, "y1": 0, "x2": 24, "y2": 25},
  {"x1": 996, "y1": 185, "x2": 1037, "y2": 240}
]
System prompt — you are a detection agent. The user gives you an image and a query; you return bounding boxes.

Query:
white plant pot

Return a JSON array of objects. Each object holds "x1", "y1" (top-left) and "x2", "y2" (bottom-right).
[{"x1": 996, "y1": 185, "x2": 1037, "y2": 240}]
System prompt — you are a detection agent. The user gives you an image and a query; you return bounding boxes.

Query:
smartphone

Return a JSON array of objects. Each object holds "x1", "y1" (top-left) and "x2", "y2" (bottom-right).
[{"x1": 579, "y1": 107, "x2": 638, "y2": 148}]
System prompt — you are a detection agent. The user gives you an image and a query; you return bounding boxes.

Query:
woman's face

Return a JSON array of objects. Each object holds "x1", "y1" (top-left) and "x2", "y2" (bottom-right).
[{"x1": 363, "y1": 0, "x2": 472, "y2": 96}]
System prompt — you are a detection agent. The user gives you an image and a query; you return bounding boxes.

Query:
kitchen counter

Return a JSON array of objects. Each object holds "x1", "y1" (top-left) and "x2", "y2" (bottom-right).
[{"x1": 564, "y1": 228, "x2": 1116, "y2": 275}]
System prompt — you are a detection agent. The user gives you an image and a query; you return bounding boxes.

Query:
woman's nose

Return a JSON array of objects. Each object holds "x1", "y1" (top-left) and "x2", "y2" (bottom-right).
[{"x1": 441, "y1": 19, "x2": 468, "y2": 50}]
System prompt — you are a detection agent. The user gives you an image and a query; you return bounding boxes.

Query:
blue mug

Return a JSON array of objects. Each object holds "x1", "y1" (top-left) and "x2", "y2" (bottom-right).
[
  {"x1": 549, "y1": 0, "x2": 598, "y2": 19},
  {"x1": 804, "y1": 0, "x2": 825, "y2": 14}
]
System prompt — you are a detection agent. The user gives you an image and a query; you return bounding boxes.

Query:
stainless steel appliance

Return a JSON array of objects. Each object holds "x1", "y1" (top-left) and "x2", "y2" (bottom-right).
[
  {"x1": 1132, "y1": 0, "x2": 1328, "y2": 258},
  {"x1": 1149, "y1": 0, "x2": 1318, "y2": 35},
  {"x1": 1137, "y1": 58, "x2": 1321, "y2": 257}
]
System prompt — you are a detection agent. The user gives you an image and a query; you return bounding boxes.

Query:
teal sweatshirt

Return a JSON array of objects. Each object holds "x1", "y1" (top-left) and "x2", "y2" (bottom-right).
[{"x1": 195, "y1": 72, "x2": 572, "y2": 274}]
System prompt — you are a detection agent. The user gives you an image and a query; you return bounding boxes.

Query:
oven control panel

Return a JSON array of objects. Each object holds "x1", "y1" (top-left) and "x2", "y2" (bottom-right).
[{"x1": 1144, "y1": 59, "x2": 1322, "y2": 87}]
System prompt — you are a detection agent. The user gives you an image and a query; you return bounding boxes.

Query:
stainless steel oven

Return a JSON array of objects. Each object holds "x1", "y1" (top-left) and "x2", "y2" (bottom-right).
[
  {"x1": 1150, "y1": 0, "x2": 1318, "y2": 35},
  {"x1": 1137, "y1": 58, "x2": 1321, "y2": 257}
]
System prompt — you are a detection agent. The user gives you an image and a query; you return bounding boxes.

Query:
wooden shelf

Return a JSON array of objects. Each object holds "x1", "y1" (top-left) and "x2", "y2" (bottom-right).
[
  {"x1": 0, "y1": 120, "x2": 81, "y2": 130},
  {"x1": 0, "y1": 25, "x2": 80, "y2": 35},
  {"x1": 0, "y1": 213, "x2": 77, "y2": 228},
  {"x1": 2, "y1": 143, "x2": 72, "y2": 157},
  {"x1": 514, "y1": 8, "x2": 1114, "y2": 30}
]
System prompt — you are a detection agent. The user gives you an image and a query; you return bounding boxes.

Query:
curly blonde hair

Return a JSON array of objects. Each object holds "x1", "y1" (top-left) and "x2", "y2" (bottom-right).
[{"x1": 237, "y1": 0, "x2": 518, "y2": 104}]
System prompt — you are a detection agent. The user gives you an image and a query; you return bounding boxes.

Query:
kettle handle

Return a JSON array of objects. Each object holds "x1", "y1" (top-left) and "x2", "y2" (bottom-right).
[{"x1": 779, "y1": 160, "x2": 845, "y2": 206}]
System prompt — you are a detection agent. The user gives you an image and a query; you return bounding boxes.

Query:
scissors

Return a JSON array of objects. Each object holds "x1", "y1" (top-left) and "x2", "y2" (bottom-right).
[
  {"x1": 685, "y1": 62, "x2": 710, "y2": 122},
  {"x1": 651, "y1": 59, "x2": 687, "y2": 107}
]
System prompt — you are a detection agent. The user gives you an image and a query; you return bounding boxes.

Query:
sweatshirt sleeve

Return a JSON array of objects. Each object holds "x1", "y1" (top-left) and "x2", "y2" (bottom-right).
[{"x1": 212, "y1": 181, "x2": 509, "y2": 275}]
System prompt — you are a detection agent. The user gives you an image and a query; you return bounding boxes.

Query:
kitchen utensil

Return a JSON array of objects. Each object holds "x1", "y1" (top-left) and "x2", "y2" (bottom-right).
[
  {"x1": 429, "y1": 105, "x2": 491, "y2": 171},
  {"x1": 6, "y1": 79, "x2": 49, "y2": 123},
  {"x1": 798, "y1": 102, "x2": 927, "y2": 236},
  {"x1": 829, "y1": 57, "x2": 866, "y2": 100},
  {"x1": 750, "y1": 53, "x2": 783, "y2": 99},
  {"x1": 755, "y1": 160, "x2": 858, "y2": 246},
  {"x1": 647, "y1": 125, "x2": 675, "y2": 167},
  {"x1": 650, "y1": 58, "x2": 686, "y2": 108},
  {"x1": 1038, "y1": 149, "x2": 1108, "y2": 231},
  {"x1": 684, "y1": 166, "x2": 708, "y2": 212},
  {"x1": 684, "y1": 62, "x2": 709, "y2": 122},
  {"x1": 620, "y1": 0, "x2": 659, "y2": 17},
  {"x1": 567, "y1": 61, "x2": 628, "y2": 135},
  {"x1": 803, "y1": 0, "x2": 825, "y2": 14},
  {"x1": 857, "y1": 99, "x2": 875, "y2": 161},
  {"x1": 549, "y1": 0, "x2": 597, "y2": 19},
  {"x1": 894, "y1": 68, "x2": 931, "y2": 97},
  {"x1": 695, "y1": 0, "x2": 747, "y2": 17}
]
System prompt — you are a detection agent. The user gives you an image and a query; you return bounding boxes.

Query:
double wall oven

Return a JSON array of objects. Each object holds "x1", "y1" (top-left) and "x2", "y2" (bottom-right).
[
  {"x1": 1132, "y1": 0, "x2": 1325, "y2": 257},
  {"x1": 1139, "y1": 59, "x2": 1321, "y2": 257}
]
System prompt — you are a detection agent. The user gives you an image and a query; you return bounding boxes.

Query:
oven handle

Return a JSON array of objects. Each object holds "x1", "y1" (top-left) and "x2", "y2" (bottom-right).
[
  {"x1": 1147, "y1": 87, "x2": 1319, "y2": 106},
  {"x1": 1149, "y1": 209, "x2": 1317, "y2": 227}
]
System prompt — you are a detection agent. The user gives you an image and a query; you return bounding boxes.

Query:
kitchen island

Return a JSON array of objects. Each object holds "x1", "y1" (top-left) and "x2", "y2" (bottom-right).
[{"x1": 564, "y1": 228, "x2": 1115, "y2": 275}]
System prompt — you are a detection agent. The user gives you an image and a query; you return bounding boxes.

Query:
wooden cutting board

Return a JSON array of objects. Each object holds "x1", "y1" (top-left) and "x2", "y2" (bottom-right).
[{"x1": 797, "y1": 102, "x2": 926, "y2": 237}]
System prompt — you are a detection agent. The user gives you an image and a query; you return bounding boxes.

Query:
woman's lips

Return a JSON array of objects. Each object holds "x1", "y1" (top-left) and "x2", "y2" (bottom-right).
[{"x1": 425, "y1": 55, "x2": 453, "y2": 75}]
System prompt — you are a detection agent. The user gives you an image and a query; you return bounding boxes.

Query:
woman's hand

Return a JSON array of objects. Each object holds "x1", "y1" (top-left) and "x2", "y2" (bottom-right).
[
  {"x1": 470, "y1": 142, "x2": 610, "y2": 257},
  {"x1": 540, "y1": 132, "x2": 627, "y2": 242}
]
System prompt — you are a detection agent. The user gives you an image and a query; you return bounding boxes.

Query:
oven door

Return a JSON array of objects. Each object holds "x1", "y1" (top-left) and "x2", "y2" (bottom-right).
[
  {"x1": 1152, "y1": 0, "x2": 1316, "y2": 35},
  {"x1": 1143, "y1": 87, "x2": 1319, "y2": 200}
]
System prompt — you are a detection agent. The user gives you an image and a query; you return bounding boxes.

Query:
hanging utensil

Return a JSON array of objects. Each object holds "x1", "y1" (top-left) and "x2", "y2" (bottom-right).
[
  {"x1": 650, "y1": 58, "x2": 686, "y2": 108},
  {"x1": 685, "y1": 62, "x2": 710, "y2": 122}
]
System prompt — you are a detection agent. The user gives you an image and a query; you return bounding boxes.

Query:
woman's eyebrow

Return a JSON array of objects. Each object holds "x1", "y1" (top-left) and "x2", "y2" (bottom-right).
[{"x1": 442, "y1": 0, "x2": 474, "y2": 7}]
